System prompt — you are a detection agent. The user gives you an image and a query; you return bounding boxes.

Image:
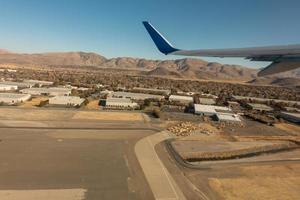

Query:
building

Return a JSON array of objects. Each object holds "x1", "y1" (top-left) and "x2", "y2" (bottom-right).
[
  {"x1": 0, "y1": 84, "x2": 18, "y2": 91},
  {"x1": 102, "y1": 97, "x2": 138, "y2": 109},
  {"x1": 0, "y1": 68, "x2": 17, "y2": 73},
  {"x1": 232, "y1": 95, "x2": 300, "y2": 106},
  {"x1": 215, "y1": 113, "x2": 241, "y2": 122},
  {"x1": 20, "y1": 87, "x2": 72, "y2": 96},
  {"x1": 0, "y1": 93, "x2": 31, "y2": 105},
  {"x1": 1, "y1": 81, "x2": 35, "y2": 88},
  {"x1": 169, "y1": 95, "x2": 194, "y2": 104},
  {"x1": 246, "y1": 103, "x2": 273, "y2": 112},
  {"x1": 279, "y1": 112, "x2": 300, "y2": 124},
  {"x1": 194, "y1": 104, "x2": 232, "y2": 116},
  {"x1": 199, "y1": 97, "x2": 216, "y2": 105},
  {"x1": 132, "y1": 87, "x2": 171, "y2": 95},
  {"x1": 49, "y1": 96, "x2": 85, "y2": 107},
  {"x1": 77, "y1": 87, "x2": 90, "y2": 91},
  {"x1": 23, "y1": 80, "x2": 54, "y2": 87},
  {"x1": 113, "y1": 91, "x2": 164, "y2": 101}
]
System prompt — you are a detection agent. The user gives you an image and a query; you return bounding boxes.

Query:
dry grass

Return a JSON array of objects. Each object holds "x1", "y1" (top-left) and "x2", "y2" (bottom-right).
[
  {"x1": 209, "y1": 164, "x2": 300, "y2": 200},
  {"x1": 275, "y1": 123, "x2": 300, "y2": 136},
  {"x1": 72, "y1": 111, "x2": 143, "y2": 121},
  {"x1": 19, "y1": 97, "x2": 48, "y2": 108},
  {"x1": 84, "y1": 100, "x2": 99, "y2": 110}
]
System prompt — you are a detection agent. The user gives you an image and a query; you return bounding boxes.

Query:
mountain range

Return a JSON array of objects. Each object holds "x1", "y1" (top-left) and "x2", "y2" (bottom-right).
[{"x1": 0, "y1": 50, "x2": 299, "y2": 87}]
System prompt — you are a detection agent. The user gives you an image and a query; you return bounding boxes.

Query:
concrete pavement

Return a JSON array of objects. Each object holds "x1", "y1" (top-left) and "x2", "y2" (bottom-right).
[{"x1": 135, "y1": 131, "x2": 186, "y2": 200}]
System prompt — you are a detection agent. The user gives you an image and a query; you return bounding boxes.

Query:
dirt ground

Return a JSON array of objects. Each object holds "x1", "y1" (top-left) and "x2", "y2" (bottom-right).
[
  {"x1": 84, "y1": 100, "x2": 99, "y2": 110},
  {"x1": 72, "y1": 111, "x2": 144, "y2": 121},
  {"x1": 223, "y1": 117, "x2": 293, "y2": 136},
  {"x1": 274, "y1": 123, "x2": 300, "y2": 136},
  {"x1": 0, "y1": 108, "x2": 144, "y2": 122},
  {"x1": 18, "y1": 96, "x2": 49, "y2": 108}
]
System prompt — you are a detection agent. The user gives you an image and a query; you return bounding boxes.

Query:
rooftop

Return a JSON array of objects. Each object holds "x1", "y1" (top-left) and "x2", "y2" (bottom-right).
[
  {"x1": 0, "y1": 93, "x2": 30, "y2": 98},
  {"x1": 113, "y1": 91, "x2": 164, "y2": 100},
  {"x1": 247, "y1": 103, "x2": 273, "y2": 111}
]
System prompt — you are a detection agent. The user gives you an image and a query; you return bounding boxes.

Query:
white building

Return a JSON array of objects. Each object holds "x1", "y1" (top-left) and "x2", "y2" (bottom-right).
[
  {"x1": 23, "y1": 80, "x2": 54, "y2": 87},
  {"x1": 0, "y1": 93, "x2": 31, "y2": 105},
  {"x1": 104, "y1": 97, "x2": 138, "y2": 109},
  {"x1": 132, "y1": 87, "x2": 171, "y2": 95},
  {"x1": 1, "y1": 81, "x2": 35, "y2": 88},
  {"x1": 194, "y1": 104, "x2": 232, "y2": 116},
  {"x1": 215, "y1": 113, "x2": 241, "y2": 122},
  {"x1": 113, "y1": 91, "x2": 164, "y2": 101},
  {"x1": 169, "y1": 95, "x2": 194, "y2": 104},
  {"x1": 0, "y1": 84, "x2": 18, "y2": 91},
  {"x1": 49, "y1": 96, "x2": 85, "y2": 107},
  {"x1": 20, "y1": 87, "x2": 72, "y2": 96},
  {"x1": 0, "y1": 69, "x2": 17, "y2": 73}
]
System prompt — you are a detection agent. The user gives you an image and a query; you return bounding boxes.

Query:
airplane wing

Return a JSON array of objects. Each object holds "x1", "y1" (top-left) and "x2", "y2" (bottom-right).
[{"x1": 142, "y1": 21, "x2": 300, "y2": 76}]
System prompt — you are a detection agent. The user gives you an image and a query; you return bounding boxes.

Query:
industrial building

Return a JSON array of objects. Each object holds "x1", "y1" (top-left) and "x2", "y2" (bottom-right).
[
  {"x1": 233, "y1": 95, "x2": 300, "y2": 106},
  {"x1": 23, "y1": 80, "x2": 54, "y2": 87},
  {"x1": 49, "y1": 96, "x2": 85, "y2": 107},
  {"x1": 246, "y1": 103, "x2": 273, "y2": 112},
  {"x1": 194, "y1": 104, "x2": 240, "y2": 122},
  {"x1": 131, "y1": 87, "x2": 171, "y2": 95},
  {"x1": 0, "y1": 93, "x2": 31, "y2": 105},
  {"x1": 279, "y1": 112, "x2": 300, "y2": 124},
  {"x1": 199, "y1": 97, "x2": 216, "y2": 105},
  {"x1": 113, "y1": 91, "x2": 164, "y2": 101},
  {"x1": 215, "y1": 113, "x2": 241, "y2": 122},
  {"x1": 101, "y1": 97, "x2": 138, "y2": 109},
  {"x1": 0, "y1": 84, "x2": 18, "y2": 91},
  {"x1": 20, "y1": 87, "x2": 72, "y2": 96},
  {"x1": 194, "y1": 104, "x2": 232, "y2": 116},
  {"x1": 169, "y1": 95, "x2": 194, "y2": 104},
  {"x1": 1, "y1": 81, "x2": 35, "y2": 88}
]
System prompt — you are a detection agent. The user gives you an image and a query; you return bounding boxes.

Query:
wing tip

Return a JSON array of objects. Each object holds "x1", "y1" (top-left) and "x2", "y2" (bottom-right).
[{"x1": 142, "y1": 21, "x2": 178, "y2": 55}]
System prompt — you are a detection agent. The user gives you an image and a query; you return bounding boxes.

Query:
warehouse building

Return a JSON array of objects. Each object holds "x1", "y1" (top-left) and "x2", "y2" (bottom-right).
[
  {"x1": 279, "y1": 112, "x2": 300, "y2": 124},
  {"x1": 113, "y1": 91, "x2": 164, "y2": 101},
  {"x1": 246, "y1": 103, "x2": 273, "y2": 112},
  {"x1": 194, "y1": 104, "x2": 241, "y2": 122},
  {"x1": 101, "y1": 97, "x2": 138, "y2": 109},
  {"x1": 169, "y1": 95, "x2": 194, "y2": 104},
  {"x1": 232, "y1": 95, "x2": 300, "y2": 106},
  {"x1": 199, "y1": 97, "x2": 216, "y2": 105},
  {"x1": 194, "y1": 104, "x2": 232, "y2": 116},
  {"x1": 20, "y1": 87, "x2": 72, "y2": 96},
  {"x1": 49, "y1": 96, "x2": 85, "y2": 107},
  {"x1": 0, "y1": 84, "x2": 18, "y2": 91},
  {"x1": 215, "y1": 113, "x2": 241, "y2": 122},
  {"x1": 0, "y1": 93, "x2": 31, "y2": 105},
  {"x1": 1, "y1": 81, "x2": 35, "y2": 88},
  {"x1": 23, "y1": 80, "x2": 54, "y2": 87},
  {"x1": 131, "y1": 87, "x2": 171, "y2": 95}
]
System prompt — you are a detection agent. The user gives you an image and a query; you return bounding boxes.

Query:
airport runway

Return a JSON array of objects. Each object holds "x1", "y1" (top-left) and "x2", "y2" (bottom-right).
[{"x1": 0, "y1": 126, "x2": 155, "y2": 200}]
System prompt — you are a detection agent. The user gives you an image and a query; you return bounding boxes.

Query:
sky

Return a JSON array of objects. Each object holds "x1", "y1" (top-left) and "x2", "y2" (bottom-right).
[{"x1": 0, "y1": 0, "x2": 300, "y2": 68}]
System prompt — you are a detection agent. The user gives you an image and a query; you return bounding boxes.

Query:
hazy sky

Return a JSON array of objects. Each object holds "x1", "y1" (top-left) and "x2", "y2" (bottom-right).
[{"x1": 1, "y1": 0, "x2": 300, "y2": 68}]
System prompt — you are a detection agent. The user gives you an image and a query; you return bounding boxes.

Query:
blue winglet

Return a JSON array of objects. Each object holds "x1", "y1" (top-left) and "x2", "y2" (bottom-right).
[{"x1": 142, "y1": 21, "x2": 179, "y2": 55}]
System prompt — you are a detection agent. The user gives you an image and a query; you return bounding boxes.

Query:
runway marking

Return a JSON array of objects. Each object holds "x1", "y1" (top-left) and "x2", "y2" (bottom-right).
[{"x1": 0, "y1": 188, "x2": 86, "y2": 200}]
